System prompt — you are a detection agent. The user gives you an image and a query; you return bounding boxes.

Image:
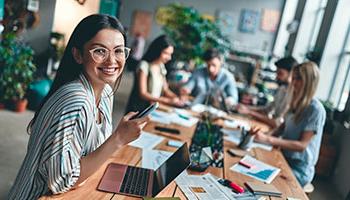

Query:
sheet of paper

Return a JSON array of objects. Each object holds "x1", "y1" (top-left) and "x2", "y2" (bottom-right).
[
  {"x1": 142, "y1": 149, "x2": 173, "y2": 170},
  {"x1": 222, "y1": 129, "x2": 273, "y2": 151},
  {"x1": 128, "y1": 131, "x2": 164, "y2": 149},
  {"x1": 191, "y1": 104, "x2": 227, "y2": 117},
  {"x1": 224, "y1": 119, "x2": 251, "y2": 130},
  {"x1": 230, "y1": 155, "x2": 281, "y2": 184},
  {"x1": 150, "y1": 110, "x2": 172, "y2": 124},
  {"x1": 150, "y1": 109, "x2": 199, "y2": 127},
  {"x1": 175, "y1": 172, "x2": 231, "y2": 200}
]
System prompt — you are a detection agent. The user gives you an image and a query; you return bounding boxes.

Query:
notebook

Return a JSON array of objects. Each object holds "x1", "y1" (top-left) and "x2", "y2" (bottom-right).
[{"x1": 245, "y1": 181, "x2": 282, "y2": 197}]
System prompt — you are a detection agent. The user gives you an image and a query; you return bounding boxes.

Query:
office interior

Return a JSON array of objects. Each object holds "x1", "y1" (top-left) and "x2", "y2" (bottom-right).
[{"x1": 0, "y1": 0, "x2": 349, "y2": 199}]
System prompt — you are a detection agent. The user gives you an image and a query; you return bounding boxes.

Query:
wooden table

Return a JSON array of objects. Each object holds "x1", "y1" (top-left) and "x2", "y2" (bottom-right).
[{"x1": 40, "y1": 111, "x2": 308, "y2": 200}]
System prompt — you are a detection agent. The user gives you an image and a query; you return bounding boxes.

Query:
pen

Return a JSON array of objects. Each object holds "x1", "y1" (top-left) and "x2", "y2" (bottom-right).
[
  {"x1": 178, "y1": 113, "x2": 190, "y2": 120},
  {"x1": 239, "y1": 160, "x2": 253, "y2": 169}
]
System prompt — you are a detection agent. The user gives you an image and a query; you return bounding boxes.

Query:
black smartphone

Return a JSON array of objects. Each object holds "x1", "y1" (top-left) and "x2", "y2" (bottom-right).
[
  {"x1": 130, "y1": 102, "x2": 159, "y2": 120},
  {"x1": 154, "y1": 126, "x2": 180, "y2": 135}
]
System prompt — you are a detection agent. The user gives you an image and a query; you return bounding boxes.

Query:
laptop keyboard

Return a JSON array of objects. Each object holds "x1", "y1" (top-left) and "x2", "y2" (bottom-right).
[{"x1": 119, "y1": 166, "x2": 150, "y2": 196}]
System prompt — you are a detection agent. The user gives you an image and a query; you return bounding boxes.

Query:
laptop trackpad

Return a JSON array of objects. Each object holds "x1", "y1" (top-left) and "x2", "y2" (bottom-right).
[{"x1": 98, "y1": 163, "x2": 127, "y2": 193}]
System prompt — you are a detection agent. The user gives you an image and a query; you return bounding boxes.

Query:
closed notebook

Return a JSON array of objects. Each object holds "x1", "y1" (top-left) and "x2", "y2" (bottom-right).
[{"x1": 245, "y1": 181, "x2": 282, "y2": 197}]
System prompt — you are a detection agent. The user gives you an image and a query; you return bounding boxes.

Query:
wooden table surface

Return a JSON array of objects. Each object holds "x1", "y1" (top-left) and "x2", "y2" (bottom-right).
[{"x1": 40, "y1": 109, "x2": 308, "y2": 200}]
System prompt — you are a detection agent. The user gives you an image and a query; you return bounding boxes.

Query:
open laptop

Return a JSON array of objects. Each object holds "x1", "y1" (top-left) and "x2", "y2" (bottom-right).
[{"x1": 97, "y1": 143, "x2": 190, "y2": 197}]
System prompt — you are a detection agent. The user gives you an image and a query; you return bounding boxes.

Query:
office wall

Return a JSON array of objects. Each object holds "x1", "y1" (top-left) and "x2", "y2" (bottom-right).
[
  {"x1": 22, "y1": 0, "x2": 57, "y2": 55},
  {"x1": 119, "y1": 0, "x2": 284, "y2": 53},
  {"x1": 52, "y1": 0, "x2": 101, "y2": 45}
]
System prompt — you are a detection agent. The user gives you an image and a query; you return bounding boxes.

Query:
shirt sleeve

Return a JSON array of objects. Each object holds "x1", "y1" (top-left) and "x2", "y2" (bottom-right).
[
  {"x1": 138, "y1": 61, "x2": 149, "y2": 76},
  {"x1": 42, "y1": 104, "x2": 90, "y2": 194},
  {"x1": 303, "y1": 104, "x2": 325, "y2": 134},
  {"x1": 182, "y1": 71, "x2": 197, "y2": 93},
  {"x1": 224, "y1": 73, "x2": 239, "y2": 104}
]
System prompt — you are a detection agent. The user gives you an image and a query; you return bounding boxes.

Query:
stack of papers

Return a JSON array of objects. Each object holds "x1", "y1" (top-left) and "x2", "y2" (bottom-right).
[
  {"x1": 176, "y1": 172, "x2": 259, "y2": 200},
  {"x1": 191, "y1": 104, "x2": 227, "y2": 118},
  {"x1": 150, "y1": 109, "x2": 199, "y2": 127},
  {"x1": 230, "y1": 155, "x2": 280, "y2": 184},
  {"x1": 221, "y1": 128, "x2": 273, "y2": 151},
  {"x1": 128, "y1": 131, "x2": 164, "y2": 149}
]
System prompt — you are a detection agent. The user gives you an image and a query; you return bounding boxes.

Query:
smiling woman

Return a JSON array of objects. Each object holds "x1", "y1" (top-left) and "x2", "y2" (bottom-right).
[{"x1": 8, "y1": 14, "x2": 149, "y2": 199}]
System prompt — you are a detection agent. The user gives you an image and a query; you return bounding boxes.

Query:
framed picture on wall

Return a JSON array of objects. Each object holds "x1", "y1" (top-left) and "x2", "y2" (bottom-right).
[
  {"x1": 131, "y1": 10, "x2": 153, "y2": 39},
  {"x1": 261, "y1": 9, "x2": 280, "y2": 33},
  {"x1": 216, "y1": 10, "x2": 235, "y2": 36},
  {"x1": 239, "y1": 9, "x2": 259, "y2": 33}
]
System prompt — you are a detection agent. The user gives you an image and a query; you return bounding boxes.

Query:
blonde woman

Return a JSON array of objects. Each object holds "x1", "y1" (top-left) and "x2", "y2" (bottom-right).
[{"x1": 251, "y1": 61, "x2": 326, "y2": 187}]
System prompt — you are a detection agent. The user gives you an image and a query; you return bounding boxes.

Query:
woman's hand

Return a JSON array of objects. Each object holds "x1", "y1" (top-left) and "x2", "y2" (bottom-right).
[
  {"x1": 237, "y1": 104, "x2": 250, "y2": 115},
  {"x1": 113, "y1": 112, "x2": 150, "y2": 146},
  {"x1": 170, "y1": 97, "x2": 185, "y2": 107},
  {"x1": 250, "y1": 126, "x2": 269, "y2": 144}
]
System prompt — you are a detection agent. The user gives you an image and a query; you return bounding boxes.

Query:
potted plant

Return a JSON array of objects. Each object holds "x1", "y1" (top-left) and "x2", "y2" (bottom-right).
[
  {"x1": 0, "y1": 32, "x2": 36, "y2": 112},
  {"x1": 156, "y1": 3, "x2": 231, "y2": 66}
]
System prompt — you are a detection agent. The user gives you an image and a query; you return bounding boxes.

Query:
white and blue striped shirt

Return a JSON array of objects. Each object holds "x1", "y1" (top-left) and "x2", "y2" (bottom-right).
[{"x1": 8, "y1": 74, "x2": 113, "y2": 199}]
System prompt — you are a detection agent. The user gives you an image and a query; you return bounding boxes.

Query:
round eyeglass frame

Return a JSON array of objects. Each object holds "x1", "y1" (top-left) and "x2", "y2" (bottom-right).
[{"x1": 88, "y1": 47, "x2": 131, "y2": 63}]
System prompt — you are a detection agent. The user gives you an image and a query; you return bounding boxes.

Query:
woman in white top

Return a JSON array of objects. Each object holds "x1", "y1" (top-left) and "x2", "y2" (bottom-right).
[{"x1": 126, "y1": 35, "x2": 184, "y2": 112}]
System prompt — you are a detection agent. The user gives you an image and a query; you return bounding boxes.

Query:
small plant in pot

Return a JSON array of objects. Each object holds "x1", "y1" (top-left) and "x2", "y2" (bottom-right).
[{"x1": 0, "y1": 32, "x2": 36, "y2": 112}]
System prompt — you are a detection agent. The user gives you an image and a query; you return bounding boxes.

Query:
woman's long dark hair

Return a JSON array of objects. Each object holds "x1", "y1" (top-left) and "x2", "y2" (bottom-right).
[
  {"x1": 142, "y1": 35, "x2": 173, "y2": 63},
  {"x1": 27, "y1": 14, "x2": 126, "y2": 133}
]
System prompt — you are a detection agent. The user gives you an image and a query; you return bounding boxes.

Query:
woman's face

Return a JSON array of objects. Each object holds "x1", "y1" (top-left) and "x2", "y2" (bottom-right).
[
  {"x1": 79, "y1": 29, "x2": 126, "y2": 88},
  {"x1": 159, "y1": 46, "x2": 174, "y2": 64},
  {"x1": 292, "y1": 70, "x2": 303, "y2": 92}
]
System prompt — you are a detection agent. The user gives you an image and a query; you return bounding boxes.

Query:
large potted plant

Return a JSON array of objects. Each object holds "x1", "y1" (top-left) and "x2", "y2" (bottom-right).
[
  {"x1": 0, "y1": 32, "x2": 36, "y2": 112},
  {"x1": 156, "y1": 3, "x2": 231, "y2": 66}
]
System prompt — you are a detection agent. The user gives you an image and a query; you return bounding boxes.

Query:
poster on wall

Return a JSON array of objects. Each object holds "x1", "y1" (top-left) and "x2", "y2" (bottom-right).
[
  {"x1": 216, "y1": 10, "x2": 235, "y2": 36},
  {"x1": 0, "y1": 0, "x2": 4, "y2": 20},
  {"x1": 131, "y1": 10, "x2": 153, "y2": 39},
  {"x1": 261, "y1": 9, "x2": 280, "y2": 33},
  {"x1": 239, "y1": 9, "x2": 259, "y2": 33}
]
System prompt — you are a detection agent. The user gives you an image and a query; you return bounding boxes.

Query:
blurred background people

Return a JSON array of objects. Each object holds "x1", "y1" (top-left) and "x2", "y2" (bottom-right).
[
  {"x1": 126, "y1": 35, "x2": 184, "y2": 113},
  {"x1": 237, "y1": 57, "x2": 298, "y2": 128},
  {"x1": 251, "y1": 61, "x2": 326, "y2": 187}
]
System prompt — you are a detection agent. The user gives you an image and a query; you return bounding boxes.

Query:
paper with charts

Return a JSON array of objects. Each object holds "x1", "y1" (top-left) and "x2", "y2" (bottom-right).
[{"x1": 230, "y1": 155, "x2": 280, "y2": 184}]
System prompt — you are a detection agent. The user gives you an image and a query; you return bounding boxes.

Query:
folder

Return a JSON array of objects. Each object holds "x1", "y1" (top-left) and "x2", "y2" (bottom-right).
[{"x1": 245, "y1": 181, "x2": 282, "y2": 197}]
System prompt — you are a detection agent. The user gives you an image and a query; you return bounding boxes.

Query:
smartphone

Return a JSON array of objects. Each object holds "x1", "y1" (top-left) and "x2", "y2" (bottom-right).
[{"x1": 130, "y1": 102, "x2": 159, "y2": 120}]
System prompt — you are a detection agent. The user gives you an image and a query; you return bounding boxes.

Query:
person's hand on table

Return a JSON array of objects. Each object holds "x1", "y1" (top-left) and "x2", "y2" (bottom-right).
[
  {"x1": 171, "y1": 97, "x2": 185, "y2": 107},
  {"x1": 250, "y1": 126, "x2": 270, "y2": 144},
  {"x1": 113, "y1": 112, "x2": 150, "y2": 145},
  {"x1": 236, "y1": 104, "x2": 250, "y2": 115}
]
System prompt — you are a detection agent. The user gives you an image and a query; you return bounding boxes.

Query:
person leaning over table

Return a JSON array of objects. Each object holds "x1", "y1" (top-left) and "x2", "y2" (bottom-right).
[
  {"x1": 179, "y1": 48, "x2": 239, "y2": 106},
  {"x1": 125, "y1": 35, "x2": 184, "y2": 113},
  {"x1": 237, "y1": 57, "x2": 298, "y2": 129},
  {"x1": 250, "y1": 61, "x2": 326, "y2": 187},
  {"x1": 8, "y1": 14, "x2": 149, "y2": 199}
]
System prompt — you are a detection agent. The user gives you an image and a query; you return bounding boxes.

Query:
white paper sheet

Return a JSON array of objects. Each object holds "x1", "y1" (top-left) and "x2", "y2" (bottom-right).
[
  {"x1": 150, "y1": 110, "x2": 172, "y2": 124},
  {"x1": 230, "y1": 155, "x2": 281, "y2": 184},
  {"x1": 224, "y1": 119, "x2": 251, "y2": 130},
  {"x1": 142, "y1": 149, "x2": 173, "y2": 170},
  {"x1": 150, "y1": 109, "x2": 199, "y2": 127},
  {"x1": 128, "y1": 131, "x2": 164, "y2": 149},
  {"x1": 175, "y1": 172, "x2": 231, "y2": 200},
  {"x1": 222, "y1": 128, "x2": 273, "y2": 151}
]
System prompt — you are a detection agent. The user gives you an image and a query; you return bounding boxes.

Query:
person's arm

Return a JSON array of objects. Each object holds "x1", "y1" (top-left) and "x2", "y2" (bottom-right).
[
  {"x1": 137, "y1": 70, "x2": 173, "y2": 105},
  {"x1": 75, "y1": 112, "x2": 149, "y2": 186},
  {"x1": 253, "y1": 130, "x2": 314, "y2": 152},
  {"x1": 179, "y1": 72, "x2": 196, "y2": 101},
  {"x1": 224, "y1": 73, "x2": 239, "y2": 105},
  {"x1": 162, "y1": 78, "x2": 177, "y2": 98}
]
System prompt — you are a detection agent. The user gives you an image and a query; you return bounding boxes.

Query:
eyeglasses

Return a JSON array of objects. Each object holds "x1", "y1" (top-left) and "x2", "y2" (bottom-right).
[{"x1": 88, "y1": 46, "x2": 131, "y2": 63}]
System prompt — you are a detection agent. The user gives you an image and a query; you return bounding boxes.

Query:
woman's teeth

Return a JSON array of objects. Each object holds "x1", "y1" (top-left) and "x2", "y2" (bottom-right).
[{"x1": 100, "y1": 68, "x2": 116, "y2": 74}]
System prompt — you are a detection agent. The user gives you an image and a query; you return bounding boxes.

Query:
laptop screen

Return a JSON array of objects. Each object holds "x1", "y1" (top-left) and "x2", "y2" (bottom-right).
[{"x1": 152, "y1": 143, "x2": 190, "y2": 196}]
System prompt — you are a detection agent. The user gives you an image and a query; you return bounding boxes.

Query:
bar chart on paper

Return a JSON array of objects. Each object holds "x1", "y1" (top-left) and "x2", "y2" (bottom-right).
[{"x1": 230, "y1": 155, "x2": 280, "y2": 184}]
